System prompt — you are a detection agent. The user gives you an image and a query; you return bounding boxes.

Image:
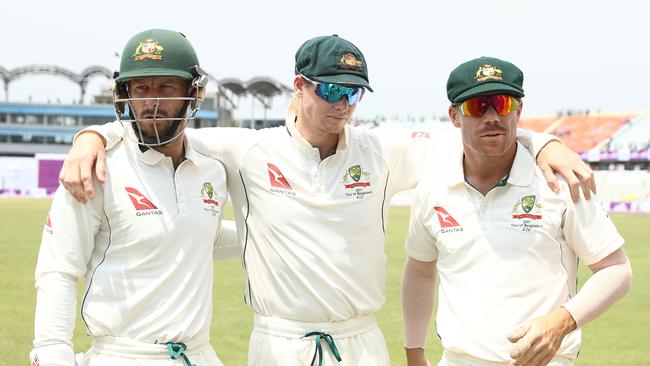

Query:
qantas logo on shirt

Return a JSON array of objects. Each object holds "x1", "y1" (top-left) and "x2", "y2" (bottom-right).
[
  {"x1": 411, "y1": 131, "x2": 431, "y2": 139},
  {"x1": 434, "y1": 206, "x2": 463, "y2": 233},
  {"x1": 267, "y1": 163, "x2": 296, "y2": 196},
  {"x1": 44, "y1": 212, "x2": 54, "y2": 234},
  {"x1": 125, "y1": 187, "x2": 163, "y2": 216},
  {"x1": 267, "y1": 163, "x2": 292, "y2": 189}
]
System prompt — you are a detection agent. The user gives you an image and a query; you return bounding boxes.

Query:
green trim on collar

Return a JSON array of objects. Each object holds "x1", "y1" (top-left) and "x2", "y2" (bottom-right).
[{"x1": 496, "y1": 173, "x2": 510, "y2": 187}]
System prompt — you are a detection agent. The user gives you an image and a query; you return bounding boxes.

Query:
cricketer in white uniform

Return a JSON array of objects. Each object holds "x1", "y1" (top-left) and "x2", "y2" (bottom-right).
[
  {"x1": 30, "y1": 29, "x2": 239, "y2": 366},
  {"x1": 65, "y1": 37, "x2": 593, "y2": 365},
  {"x1": 402, "y1": 57, "x2": 632, "y2": 366}
]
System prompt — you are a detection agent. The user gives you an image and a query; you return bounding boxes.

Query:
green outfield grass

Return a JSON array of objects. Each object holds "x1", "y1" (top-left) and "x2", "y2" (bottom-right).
[{"x1": 1, "y1": 198, "x2": 647, "y2": 365}]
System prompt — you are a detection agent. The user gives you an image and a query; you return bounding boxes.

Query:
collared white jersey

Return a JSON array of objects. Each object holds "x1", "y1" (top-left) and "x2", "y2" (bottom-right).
[
  {"x1": 34, "y1": 130, "x2": 230, "y2": 344},
  {"x1": 405, "y1": 143, "x2": 624, "y2": 362},
  {"x1": 190, "y1": 117, "x2": 452, "y2": 322},
  {"x1": 92, "y1": 112, "x2": 551, "y2": 323}
]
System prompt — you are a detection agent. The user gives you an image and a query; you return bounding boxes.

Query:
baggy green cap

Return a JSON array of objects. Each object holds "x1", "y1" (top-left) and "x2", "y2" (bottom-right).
[
  {"x1": 115, "y1": 29, "x2": 199, "y2": 83},
  {"x1": 447, "y1": 56, "x2": 524, "y2": 103},
  {"x1": 295, "y1": 34, "x2": 373, "y2": 92}
]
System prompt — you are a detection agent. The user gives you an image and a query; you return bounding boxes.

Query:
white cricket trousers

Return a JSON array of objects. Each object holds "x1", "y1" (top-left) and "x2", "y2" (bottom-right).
[
  {"x1": 248, "y1": 314, "x2": 391, "y2": 366},
  {"x1": 438, "y1": 350, "x2": 574, "y2": 366},
  {"x1": 76, "y1": 331, "x2": 224, "y2": 366}
]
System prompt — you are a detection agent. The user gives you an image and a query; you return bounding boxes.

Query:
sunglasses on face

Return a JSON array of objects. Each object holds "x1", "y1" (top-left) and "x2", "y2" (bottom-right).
[
  {"x1": 302, "y1": 75, "x2": 365, "y2": 106},
  {"x1": 456, "y1": 95, "x2": 520, "y2": 117}
]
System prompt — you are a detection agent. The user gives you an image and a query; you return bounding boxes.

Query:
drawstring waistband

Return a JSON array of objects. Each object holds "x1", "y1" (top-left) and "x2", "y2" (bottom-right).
[
  {"x1": 165, "y1": 342, "x2": 195, "y2": 366},
  {"x1": 302, "y1": 331, "x2": 342, "y2": 366}
]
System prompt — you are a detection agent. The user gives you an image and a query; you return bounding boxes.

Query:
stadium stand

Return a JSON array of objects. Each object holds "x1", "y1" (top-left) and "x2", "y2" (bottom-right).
[
  {"x1": 519, "y1": 113, "x2": 638, "y2": 153},
  {"x1": 517, "y1": 115, "x2": 561, "y2": 133}
]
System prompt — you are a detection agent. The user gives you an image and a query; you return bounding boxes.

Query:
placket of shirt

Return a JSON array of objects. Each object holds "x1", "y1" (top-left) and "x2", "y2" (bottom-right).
[
  {"x1": 289, "y1": 125, "x2": 329, "y2": 196},
  {"x1": 463, "y1": 182, "x2": 492, "y2": 219},
  {"x1": 146, "y1": 154, "x2": 183, "y2": 216},
  {"x1": 173, "y1": 160, "x2": 191, "y2": 215},
  {"x1": 308, "y1": 146, "x2": 328, "y2": 195},
  {"x1": 136, "y1": 146, "x2": 181, "y2": 218}
]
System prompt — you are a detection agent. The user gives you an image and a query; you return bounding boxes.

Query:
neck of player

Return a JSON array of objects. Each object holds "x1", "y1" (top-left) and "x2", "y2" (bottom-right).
[
  {"x1": 463, "y1": 143, "x2": 517, "y2": 196},
  {"x1": 295, "y1": 118, "x2": 339, "y2": 160}
]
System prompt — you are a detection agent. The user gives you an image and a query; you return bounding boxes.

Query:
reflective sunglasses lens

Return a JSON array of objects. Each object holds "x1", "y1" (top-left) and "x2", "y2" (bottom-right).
[
  {"x1": 316, "y1": 83, "x2": 342, "y2": 103},
  {"x1": 460, "y1": 95, "x2": 518, "y2": 117},
  {"x1": 493, "y1": 95, "x2": 518, "y2": 116},
  {"x1": 315, "y1": 83, "x2": 364, "y2": 105},
  {"x1": 459, "y1": 98, "x2": 485, "y2": 117},
  {"x1": 346, "y1": 87, "x2": 364, "y2": 105}
]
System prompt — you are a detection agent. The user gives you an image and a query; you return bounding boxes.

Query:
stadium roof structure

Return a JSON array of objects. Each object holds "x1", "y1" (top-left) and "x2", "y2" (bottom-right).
[
  {"x1": 0, "y1": 65, "x2": 292, "y2": 125},
  {"x1": 0, "y1": 65, "x2": 112, "y2": 103},
  {"x1": 215, "y1": 75, "x2": 293, "y2": 111}
]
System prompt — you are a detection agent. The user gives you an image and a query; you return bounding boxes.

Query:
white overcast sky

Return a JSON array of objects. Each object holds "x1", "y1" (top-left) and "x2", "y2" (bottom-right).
[{"x1": 2, "y1": 0, "x2": 649, "y2": 120}]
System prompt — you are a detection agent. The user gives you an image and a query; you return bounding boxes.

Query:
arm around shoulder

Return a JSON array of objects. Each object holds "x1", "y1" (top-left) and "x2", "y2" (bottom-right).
[
  {"x1": 60, "y1": 123, "x2": 121, "y2": 203},
  {"x1": 74, "y1": 120, "x2": 124, "y2": 149}
]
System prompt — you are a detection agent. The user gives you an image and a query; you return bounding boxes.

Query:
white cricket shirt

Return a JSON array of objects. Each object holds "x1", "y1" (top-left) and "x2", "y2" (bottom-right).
[
  {"x1": 405, "y1": 142, "x2": 624, "y2": 361},
  {"x1": 34, "y1": 129, "x2": 231, "y2": 349}
]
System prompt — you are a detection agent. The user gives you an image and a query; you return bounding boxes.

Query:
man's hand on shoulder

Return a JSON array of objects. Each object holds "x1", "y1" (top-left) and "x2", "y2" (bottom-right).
[
  {"x1": 536, "y1": 140, "x2": 596, "y2": 203},
  {"x1": 59, "y1": 131, "x2": 107, "y2": 203}
]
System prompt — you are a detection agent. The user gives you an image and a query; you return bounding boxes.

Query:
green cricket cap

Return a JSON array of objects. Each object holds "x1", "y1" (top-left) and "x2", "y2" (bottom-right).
[
  {"x1": 447, "y1": 56, "x2": 524, "y2": 103},
  {"x1": 115, "y1": 29, "x2": 199, "y2": 83},
  {"x1": 295, "y1": 34, "x2": 373, "y2": 92}
]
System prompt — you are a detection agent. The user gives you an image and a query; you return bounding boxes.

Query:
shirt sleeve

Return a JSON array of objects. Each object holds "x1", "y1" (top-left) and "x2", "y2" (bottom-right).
[
  {"x1": 372, "y1": 125, "x2": 461, "y2": 194},
  {"x1": 79, "y1": 121, "x2": 124, "y2": 150},
  {"x1": 561, "y1": 184, "x2": 624, "y2": 265},
  {"x1": 32, "y1": 182, "x2": 104, "y2": 362},
  {"x1": 404, "y1": 186, "x2": 439, "y2": 262},
  {"x1": 31, "y1": 273, "x2": 77, "y2": 366},
  {"x1": 515, "y1": 128, "x2": 558, "y2": 158},
  {"x1": 373, "y1": 125, "x2": 556, "y2": 195},
  {"x1": 185, "y1": 127, "x2": 260, "y2": 163},
  {"x1": 213, "y1": 219, "x2": 241, "y2": 261}
]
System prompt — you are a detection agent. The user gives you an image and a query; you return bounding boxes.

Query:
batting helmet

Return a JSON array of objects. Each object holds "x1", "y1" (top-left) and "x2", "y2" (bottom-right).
[{"x1": 113, "y1": 29, "x2": 208, "y2": 146}]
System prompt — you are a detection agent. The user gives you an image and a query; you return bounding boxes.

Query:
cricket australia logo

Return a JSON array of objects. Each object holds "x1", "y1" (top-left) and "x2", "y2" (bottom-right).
[
  {"x1": 475, "y1": 64, "x2": 503, "y2": 82},
  {"x1": 133, "y1": 38, "x2": 165, "y2": 61},
  {"x1": 511, "y1": 195, "x2": 543, "y2": 232},
  {"x1": 342, "y1": 164, "x2": 373, "y2": 199},
  {"x1": 201, "y1": 181, "x2": 220, "y2": 216},
  {"x1": 339, "y1": 52, "x2": 364, "y2": 72}
]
